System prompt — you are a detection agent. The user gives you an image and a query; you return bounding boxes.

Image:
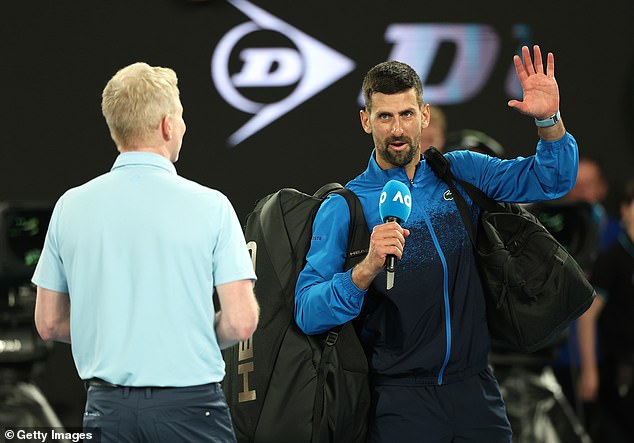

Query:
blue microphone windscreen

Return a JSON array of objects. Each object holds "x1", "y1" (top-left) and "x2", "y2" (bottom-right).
[{"x1": 379, "y1": 180, "x2": 412, "y2": 222}]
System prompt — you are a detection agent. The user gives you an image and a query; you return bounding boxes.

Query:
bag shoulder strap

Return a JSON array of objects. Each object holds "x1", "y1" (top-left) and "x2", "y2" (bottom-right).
[
  {"x1": 424, "y1": 148, "x2": 506, "y2": 209},
  {"x1": 333, "y1": 187, "x2": 370, "y2": 268},
  {"x1": 424, "y1": 147, "x2": 478, "y2": 245},
  {"x1": 424, "y1": 147, "x2": 510, "y2": 244},
  {"x1": 310, "y1": 185, "x2": 369, "y2": 443},
  {"x1": 313, "y1": 186, "x2": 369, "y2": 335},
  {"x1": 314, "y1": 182, "x2": 345, "y2": 199},
  {"x1": 311, "y1": 183, "x2": 369, "y2": 267}
]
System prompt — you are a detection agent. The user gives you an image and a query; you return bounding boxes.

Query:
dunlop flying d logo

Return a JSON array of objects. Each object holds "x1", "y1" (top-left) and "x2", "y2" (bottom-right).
[
  {"x1": 212, "y1": 1, "x2": 528, "y2": 147},
  {"x1": 213, "y1": 0, "x2": 355, "y2": 147}
]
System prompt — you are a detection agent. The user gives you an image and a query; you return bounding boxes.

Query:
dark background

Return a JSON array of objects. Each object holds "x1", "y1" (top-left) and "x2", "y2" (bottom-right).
[{"x1": 2, "y1": 0, "x2": 634, "y2": 428}]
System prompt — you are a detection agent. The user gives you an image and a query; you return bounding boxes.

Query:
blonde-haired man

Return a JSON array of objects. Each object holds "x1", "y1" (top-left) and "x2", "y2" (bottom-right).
[{"x1": 32, "y1": 62, "x2": 259, "y2": 442}]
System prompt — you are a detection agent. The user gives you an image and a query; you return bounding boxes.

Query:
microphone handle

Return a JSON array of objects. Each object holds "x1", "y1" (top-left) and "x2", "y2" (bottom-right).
[
  {"x1": 386, "y1": 255, "x2": 397, "y2": 273},
  {"x1": 385, "y1": 216, "x2": 398, "y2": 273}
]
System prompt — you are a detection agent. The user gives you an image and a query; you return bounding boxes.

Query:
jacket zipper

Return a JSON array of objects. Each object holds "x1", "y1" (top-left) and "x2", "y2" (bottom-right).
[{"x1": 421, "y1": 204, "x2": 452, "y2": 385}]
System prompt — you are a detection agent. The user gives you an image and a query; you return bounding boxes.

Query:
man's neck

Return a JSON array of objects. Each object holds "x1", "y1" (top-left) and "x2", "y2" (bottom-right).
[
  {"x1": 375, "y1": 152, "x2": 420, "y2": 182},
  {"x1": 119, "y1": 145, "x2": 173, "y2": 162}
]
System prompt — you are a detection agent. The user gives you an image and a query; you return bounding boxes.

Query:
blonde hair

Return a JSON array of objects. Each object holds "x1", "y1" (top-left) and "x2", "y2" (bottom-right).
[{"x1": 101, "y1": 62, "x2": 180, "y2": 148}]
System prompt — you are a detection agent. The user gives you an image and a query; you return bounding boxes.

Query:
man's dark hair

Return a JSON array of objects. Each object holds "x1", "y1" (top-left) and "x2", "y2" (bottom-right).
[{"x1": 362, "y1": 61, "x2": 424, "y2": 112}]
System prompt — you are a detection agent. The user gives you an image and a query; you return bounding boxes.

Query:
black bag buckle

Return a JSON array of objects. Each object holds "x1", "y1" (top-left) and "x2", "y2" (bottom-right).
[{"x1": 325, "y1": 331, "x2": 339, "y2": 346}]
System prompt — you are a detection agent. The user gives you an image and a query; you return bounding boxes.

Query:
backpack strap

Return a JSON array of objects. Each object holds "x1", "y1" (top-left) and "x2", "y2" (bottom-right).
[
  {"x1": 311, "y1": 183, "x2": 369, "y2": 267},
  {"x1": 423, "y1": 146, "x2": 505, "y2": 246},
  {"x1": 333, "y1": 188, "x2": 370, "y2": 268},
  {"x1": 314, "y1": 182, "x2": 345, "y2": 199},
  {"x1": 311, "y1": 186, "x2": 369, "y2": 443},
  {"x1": 424, "y1": 147, "x2": 477, "y2": 245}
]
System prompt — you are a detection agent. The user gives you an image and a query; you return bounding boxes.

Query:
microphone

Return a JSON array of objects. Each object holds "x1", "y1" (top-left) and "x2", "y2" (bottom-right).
[{"x1": 378, "y1": 180, "x2": 412, "y2": 290}]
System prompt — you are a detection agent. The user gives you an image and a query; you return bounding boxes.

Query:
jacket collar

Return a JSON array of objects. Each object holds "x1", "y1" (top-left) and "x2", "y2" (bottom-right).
[{"x1": 362, "y1": 148, "x2": 422, "y2": 186}]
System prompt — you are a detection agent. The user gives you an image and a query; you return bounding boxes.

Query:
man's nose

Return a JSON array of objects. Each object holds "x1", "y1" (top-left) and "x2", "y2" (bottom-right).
[{"x1": 391, "y1": 120, "x2": 404, "y2": 135}]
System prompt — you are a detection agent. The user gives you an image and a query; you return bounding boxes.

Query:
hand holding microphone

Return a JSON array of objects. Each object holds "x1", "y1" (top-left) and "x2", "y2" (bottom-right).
[{"x1": 378, "y1": 180, "x2": 412, "y2": 289}]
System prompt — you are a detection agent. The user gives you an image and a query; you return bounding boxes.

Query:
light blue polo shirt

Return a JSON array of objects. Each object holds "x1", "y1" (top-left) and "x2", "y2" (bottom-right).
[{"x1": 32, "y1": 152, "x2": 256, "y2": 386}]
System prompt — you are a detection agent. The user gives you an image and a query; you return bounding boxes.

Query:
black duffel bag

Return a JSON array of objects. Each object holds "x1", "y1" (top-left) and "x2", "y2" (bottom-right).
[{"x1": 424, "y1": 147, "x2": 595, "y2": 353}]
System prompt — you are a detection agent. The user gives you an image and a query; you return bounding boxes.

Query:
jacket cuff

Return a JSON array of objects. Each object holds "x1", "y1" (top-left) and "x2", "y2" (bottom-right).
[{"x1": 341, "y1": 268, "x2": 367, "y2": 298}]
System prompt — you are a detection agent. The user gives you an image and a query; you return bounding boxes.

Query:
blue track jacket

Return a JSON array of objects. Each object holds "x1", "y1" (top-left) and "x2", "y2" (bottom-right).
[{"x1": 295, "y1": 133, "x2": 578, "y2": 385}]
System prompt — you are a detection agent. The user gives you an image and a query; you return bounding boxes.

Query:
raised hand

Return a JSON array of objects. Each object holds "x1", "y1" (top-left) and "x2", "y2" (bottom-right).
[{"x1": 507, "y1": 45, "x2": 559, "y2": 120}]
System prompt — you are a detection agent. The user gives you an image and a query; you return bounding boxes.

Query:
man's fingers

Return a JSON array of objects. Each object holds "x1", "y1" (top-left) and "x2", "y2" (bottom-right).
[
  {"x1": 547, "y1": 52, "x2": 555, "y2": 78},
  {"x1": 370, "y1": 225, "x2": 407, "y2": 258},
  {"x1": 513, "y1": 55, "x2": 527, "y2": 83},
  {"x1": 522, "y1": 46, "x2": 536, "y2": 75},
  {"x1": 370, "y1": 232, "x2": 405, "y2": 250},
  {"x1": 533, "y1": 45, "x2": 544, "y2": 74}
]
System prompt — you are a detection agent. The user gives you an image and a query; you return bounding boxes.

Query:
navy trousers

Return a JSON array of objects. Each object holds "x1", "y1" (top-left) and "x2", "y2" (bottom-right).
[
  {"x1": 83, "y1": 382, "x2": 236, "y2": 443},
  {"x1": 368, "y1": 367, "x2": 512, "y2": 443}
]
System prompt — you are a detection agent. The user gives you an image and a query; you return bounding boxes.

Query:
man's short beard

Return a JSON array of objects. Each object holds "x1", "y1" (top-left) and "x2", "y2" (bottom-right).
[{"x1": 377, "y1": 139, "x2": 418, "y2": 168}]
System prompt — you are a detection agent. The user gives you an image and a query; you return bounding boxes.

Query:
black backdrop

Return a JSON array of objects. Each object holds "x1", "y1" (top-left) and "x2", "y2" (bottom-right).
[{"x1": 2, "y1": 0, "x2": 634, "y2": 427}]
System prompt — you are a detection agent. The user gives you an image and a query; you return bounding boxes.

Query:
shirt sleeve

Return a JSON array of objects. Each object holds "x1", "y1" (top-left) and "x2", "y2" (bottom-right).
[
  {"x1": 212, "y1": 195, "x2": 257, "y2": 286},
  {"x1": 31, "y1": 197, "x2": 69, "y2": 293},
  {"x1": 449, "y1": 131, "x2": 579, "y2": 203},
  {"x1": 294, "y1": 193, "x2": 366, "y2": 334}
]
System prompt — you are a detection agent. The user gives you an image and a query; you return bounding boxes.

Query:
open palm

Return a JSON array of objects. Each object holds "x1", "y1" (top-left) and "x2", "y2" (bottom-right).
[{"x1": 508, "y1": 45, "x2": 559, "y2": 119}]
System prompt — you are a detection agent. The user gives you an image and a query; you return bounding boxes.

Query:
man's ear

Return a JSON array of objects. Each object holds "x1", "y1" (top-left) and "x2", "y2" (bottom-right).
[
  {"x1": 161, "y1": 115, "x2": 172, "y2": 141},
  {"x1": 360, "y1": 109, "x2": 372, "y2": 134},
  {"x1": 421, "y1": 103, "x2": 431, "y2": 129}
]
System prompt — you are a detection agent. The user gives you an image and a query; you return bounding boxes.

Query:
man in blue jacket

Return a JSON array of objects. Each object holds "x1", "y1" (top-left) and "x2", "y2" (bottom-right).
[{"x1": 295, "y1": 45, "x2": 578, "y2": 442}]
